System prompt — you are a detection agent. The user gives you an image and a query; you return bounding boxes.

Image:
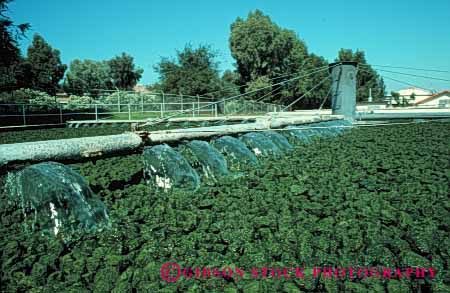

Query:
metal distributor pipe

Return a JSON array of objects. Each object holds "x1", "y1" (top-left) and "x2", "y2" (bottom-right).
[
  {"x1": 0, "y1": 114, "x2": 343, "y2": 168},
  {"x1": 144, "y1": 114, "x2": 341, "y2": 143},
  {"x1": 0, "y1": 133, "x2": 144, "y2": 168},
  {"x1": 0, "y1": 62, "x2": 353, "y2": 168}
]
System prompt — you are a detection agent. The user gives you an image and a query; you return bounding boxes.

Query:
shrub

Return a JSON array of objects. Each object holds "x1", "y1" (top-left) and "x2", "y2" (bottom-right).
[
  {"x1": 0, "y1": 88, "x2": 55, "y2": 105},
  {"x1": 0, "y1": 88, "x2": 57, "y2": 111},
  {"x1": 99, "y1": 92, "x2": 159, "y2": 105},
  {"x1": 66, "y1": 95, "x2": 93, "y2": 110}
]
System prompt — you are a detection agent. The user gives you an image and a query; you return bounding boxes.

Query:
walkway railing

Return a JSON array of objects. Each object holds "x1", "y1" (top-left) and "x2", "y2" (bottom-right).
[{"x1": 0, "y1": 100, "x2": 282, "y2": 127}]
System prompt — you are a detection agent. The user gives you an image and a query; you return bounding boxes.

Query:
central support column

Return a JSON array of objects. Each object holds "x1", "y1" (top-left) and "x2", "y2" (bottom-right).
[{"x1": 329, "y1": 62, "x2": 358, "y2": 120}]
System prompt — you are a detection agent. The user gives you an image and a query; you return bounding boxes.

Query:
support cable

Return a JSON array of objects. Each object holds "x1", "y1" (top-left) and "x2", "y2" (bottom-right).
[
  {"x1": 359, "y1": 68, "x2": 436, "y2": 93},
  {"x1": 203, "y1": 56, "x2": 328, "y2": 98},
  {"x1": 281, "y1": 74, "x2": 332, "y2": 111},
  {"x1": 318, "y1": 83, "x2": 334, "y2": 111},
  {"x1": 202, "y1": 65, "x2": 330, "y2": 98},
  {"x1": 360, "y1": 64, "x2": 450, "y2": 74},
  {"x1": 373, "y1": 69, "x2": 450, "y2": 82},
  {"x1": 138, "y1": 65, "x2": 336, "y2": 128},
  {"x1": 376, "y1": 74, "x2": 435, "y2": 93},
  {"x1": 212, "y1": 86, "x2": 281, "y2": 125}
]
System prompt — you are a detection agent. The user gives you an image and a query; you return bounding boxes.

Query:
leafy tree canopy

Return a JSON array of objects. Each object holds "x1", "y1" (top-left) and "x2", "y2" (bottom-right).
[
  {"x1": 154, "y1": 45, "x2": 222, "y2": 99},
  {"x1": 26, "y1": 34, "x2": 67, "y2": 95},
  {"x1": 229, "y1": 10, "x2": 332, "y2": 109},
  {"x1": 0, "y1": 0, "x2": 30, "y2": 91},
  {"x1": 287, "y1": 53, "x2": 331, "y2": 109},
  {"x1": 108, "y1": 52, "x2": 143, "y2": 90},
  {"x1": 64, "y1": 59, "x2": 113, "y2": 96},
  {"x1": 220, "y1": 69, "x2": 240, "y2": 97},
  {"x1": 245, "y1": 76, "x2": 272, "y2": 101},
  {"x1": 230, "y1": 10, "x2": 308, "y2": 86}
]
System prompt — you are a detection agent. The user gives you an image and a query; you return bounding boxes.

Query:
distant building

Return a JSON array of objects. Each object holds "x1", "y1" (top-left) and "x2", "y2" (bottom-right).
[
  {"x1": 397, "y1": 87, "x2": 433, "y2": 104},
  {"x1": 414, "y1": 91, "x2": 450, "y2": 107},
  {"x1": 384, "y1": 87, "x2": 450, "y2": 108},
  {"x1": 133, "y1": 84, "x2": 150, "y2": 93}
]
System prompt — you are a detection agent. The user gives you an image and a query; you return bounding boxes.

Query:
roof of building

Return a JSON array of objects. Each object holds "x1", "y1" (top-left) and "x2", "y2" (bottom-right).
[
  {"x1": 398, "y1": 87, "x2": 433, "y2": 95},
  {"x1": 414, "y1": 90, "x2": 450, "y2": 105}
]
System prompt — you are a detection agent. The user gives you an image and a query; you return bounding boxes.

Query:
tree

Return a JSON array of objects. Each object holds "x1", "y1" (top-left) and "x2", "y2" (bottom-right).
[
  {"x1": 391, "y1": 91, "x2": 400, "y2": 106},
  {"x1": 64, "y1": 59, "x2": 113, "y2": 96},
  {"x1": 108, "y1": 52, "x2": 143, "y2": 90},
  {"x1": 146, "y1": 83, "x2": 162, "y2": 93},
  {"x1": 221, "y1": 70, "x2": 240, "y2": 97},
  {"x1": 26, "y1": 34, "x2": 67, "y2": 95},
  {"x1": 229, "y1": 10, "x2": 308, "y2": 87},
  {"x1": 288, "y1": 53, "x2": 331, "y2": 109},
  {"x1": 245, "y1": 76, "x2": 272, "y2": 101},
  {"x1": 229, "y1": 10, "x2": 332, "y2": 109},
  {"x1": 409, "y1": 92, "x2": 416, "y2": 104},
  {"x1": 154, "y1": 45, "x2": 222, "y2": 98},
  {"x1": 0, "y1": 0, "x2": 30, "y2": 91},
  {"x1": 336, "y1": 49, "x2": 385, "y2": 102}
]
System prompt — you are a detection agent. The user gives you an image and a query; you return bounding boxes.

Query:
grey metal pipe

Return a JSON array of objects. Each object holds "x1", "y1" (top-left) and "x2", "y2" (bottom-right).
[
  {"x1": 145, "y1": 115, "x2": 341, "y2": 143},
  {"x1": 0, "y1": 115, "x2": 342, "y2": 167},
  {"x1": 0, "y1": 133, "x2": 143, "y2": 167}
]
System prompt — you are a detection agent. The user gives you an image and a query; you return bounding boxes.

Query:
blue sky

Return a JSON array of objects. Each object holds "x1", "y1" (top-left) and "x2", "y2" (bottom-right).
[{"x1": 8, "y1": 0, "x2": 450, "y2": 92}]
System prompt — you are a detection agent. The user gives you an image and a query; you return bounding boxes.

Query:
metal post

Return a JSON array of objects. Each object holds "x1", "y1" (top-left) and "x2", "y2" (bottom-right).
[
  {"x1": 368, "y1": 88, "x2": 373, "y2": 103},
  {"x1": 141, "y1": 93, "x2": 144, "y2": 113},
  {"x1": 329, "y1": 61, "x2": 358, "y2": 120},
  {"x1": 181, "y1": 93, "x2": 184, "y2": 112},
  {"x1": 59, "y1": 104, "x2": 63, "y2": 123},
  {"x1": 22, "y1": 104, "x2": 26, "y2": 125},
  {"x1": 214, "y1": 104, "x2": 218, "y2": 117},
  {"x1": 161, "y1": 91, "x2": 165, "y2": 118},
  {"x1": 128, "y1": 103, "x2": 131, "y2": 121},
  {"x1": 192, "y1": 102, "x2": 195, "y2": 117},
  {"x1": 118, "y1": 91, "x2": 121, "y2": 113},
  {"x1": 95, "y1": 104, "x2": 98, "y2": 121},
  {"x1": 197, "y1": 95, "x2": 200, "y2": 116}
]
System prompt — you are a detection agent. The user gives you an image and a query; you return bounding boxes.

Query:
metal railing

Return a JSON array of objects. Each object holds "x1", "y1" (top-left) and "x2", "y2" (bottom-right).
[{"x1": 0, "y1": 100, "x2": 282, "y2": 127}]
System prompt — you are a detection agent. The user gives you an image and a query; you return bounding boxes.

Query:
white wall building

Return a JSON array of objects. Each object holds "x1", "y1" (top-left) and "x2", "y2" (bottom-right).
[
  {"x1": 397, "y1": 87, "x2": 433, "y2": 104},
  {"x1": 385, "y1": 87, "x2": 450, "y2": 108},
  {"x1": 414, "y1": 91, "x2": 450, "y2": 108}
]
